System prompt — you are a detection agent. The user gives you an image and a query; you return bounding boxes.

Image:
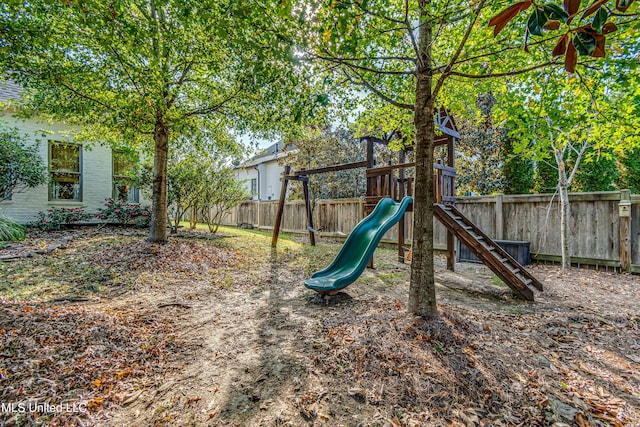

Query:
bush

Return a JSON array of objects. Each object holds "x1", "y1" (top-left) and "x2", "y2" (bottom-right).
[
  {"x1": 32, "y1": 207, "x2": 91, "y2": 231},
  {"x1": 97, "y1": 198, "x2": 151, "y2": 227},
  {"x1": 0, "y1": 213, "x2": 26, "y2": 241}
]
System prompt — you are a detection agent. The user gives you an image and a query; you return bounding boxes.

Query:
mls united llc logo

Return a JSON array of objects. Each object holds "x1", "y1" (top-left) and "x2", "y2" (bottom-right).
[{"x1": 1, "y1": 401, "x2": 87, "y2": 414}]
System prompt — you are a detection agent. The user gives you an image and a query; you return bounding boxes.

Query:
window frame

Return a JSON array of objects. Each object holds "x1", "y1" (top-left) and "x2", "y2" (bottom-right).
[
  {"x1": 48, "y1": 140, "x2": 82, "y2": 202},
  {"x1": 112, "y1": 150, "x2": 139, "y2": 203},
  {"x1": 250, "y1": 178, "x2": 257, "y2": 196}
]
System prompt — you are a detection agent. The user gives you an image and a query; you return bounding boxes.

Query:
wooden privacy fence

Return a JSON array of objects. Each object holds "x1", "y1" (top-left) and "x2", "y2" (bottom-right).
[{"x1": 221, "y1": 190, "x2": 638, "y2": 272}]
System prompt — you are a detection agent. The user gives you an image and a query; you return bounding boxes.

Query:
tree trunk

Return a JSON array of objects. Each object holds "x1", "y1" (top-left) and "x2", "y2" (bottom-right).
[
  {"x1": 148, "y1": 117, "x2": 169, "y2": 243},
  {"x1": 190, "y1": 206, "x2": 197, "y2": 229},
  {"x1": 556, "y1": 157, "x2": 571, "y2": 271},
  {"x1": 408, "y1": 3, "x2": 438, "y2": 318}
]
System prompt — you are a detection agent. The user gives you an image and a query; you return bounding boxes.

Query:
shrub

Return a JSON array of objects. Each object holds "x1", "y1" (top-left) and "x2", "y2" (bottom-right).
[
  {"x1": 32, "y1": 207, "x2": 91, "y2": 231},
  {"x1": 0, "y1": 122, "x2": 48, "y2": 202},
  {"x1": 0, "y1": 213, "x2": 26, "y2": 241},
  {"x1": 97, "y1": 198, "x2": 151, "y2": 227}
]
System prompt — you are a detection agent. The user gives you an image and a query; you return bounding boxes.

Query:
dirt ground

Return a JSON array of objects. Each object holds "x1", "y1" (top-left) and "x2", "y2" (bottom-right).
[{"x1": 0, "y1": 226, "x2": 638, "y2": 426}]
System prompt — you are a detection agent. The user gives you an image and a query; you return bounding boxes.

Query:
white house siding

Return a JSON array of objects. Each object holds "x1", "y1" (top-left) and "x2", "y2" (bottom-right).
[
  {"x1": 234, "y1": 167, "x2": 259, "y2": 201},
  {"x1": 0, "y1": 113, "x2": 150, "y2": 224},
  {"x1": 261, "y1": 160, "x2": 284, "y2": 201},
  {"x1": 234, "y1": 159, "x2": 287, "y2": 202}
]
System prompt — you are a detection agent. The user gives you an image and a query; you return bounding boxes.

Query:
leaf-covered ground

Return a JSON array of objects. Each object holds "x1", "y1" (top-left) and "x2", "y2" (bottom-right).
[{"x1": 0, "y1": 226, "x2": 638, "y2": 426}]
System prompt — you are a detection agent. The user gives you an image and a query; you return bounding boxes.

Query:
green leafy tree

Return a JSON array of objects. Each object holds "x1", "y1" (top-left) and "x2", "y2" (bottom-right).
[
  {"x1": 300, "y1": 0, "x2": 637, "y2": 314},
  {"x1": 503, "y1": 137, "x2": 535, "y2": 195},
  {"x1": 1, "y1": 0, "x2": 322, "y2": 243},
  {"x1": 489, "y1": 0, "x2": 639, "y2": 73},
  {"x1": 199, "y1": 168, "x2": 249, "y2": 234},
  {"x1": 456, "y1": 93, "x2": 508, "y2": 195},
  {"x1": 572, "y1": 148, "x2": 619, "y2": 192},
  {"x1": 165, "y1": 154, "x2": 207, "y2": 234},
  {"x1": 285, "y1": 127, "x2": 366, "y2": 206},
  {"x1": 533, "y1": 158, "x2": 559, "y2": 194},
  {"x1": 0, "y1": 122, "x2": 48, "y2": 202},
  {"x1": 507, "y1": 67, "x2": 640, "y2": 270},
  {"x1": 617, "y1": 148, "x2": 640, "y2": 193}
]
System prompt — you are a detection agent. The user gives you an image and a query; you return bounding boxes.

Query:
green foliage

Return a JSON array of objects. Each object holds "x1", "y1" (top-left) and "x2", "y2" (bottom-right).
[
  {"x1": 0, "y1": 213, "x2": 26, "y2": 241},
  {"x1": 456, "y1": 94, "x2": 508, "y2": 195},
  {"x1": 199, "y1": 168, "x2": 249, "y2": 234},
  {"x1": 0, "y1": 122, "x2": 48, "y2": 201},
  {"x1": 1, "y1": 0, "x2": 326, "y2": 242},
  {"x1": 165, "y1": 154, "x2": 210, "y2": 234},
  {"x1": 97, "y1": 198, "x2": 152, "y2": 227},
  {"x1": 285, "y1": 127, "x2": 366, "y2": 203},
  {"x1": 503, "y1": 138, "x2": 535, "y2": 195},
  {"x1": 533, "y1": 160, "x2": 558, "y2": 194},
  {"x1": 572, "y1": 149, "x2": 619, "y2": 192},
  {"x1": 137, "y1": 147, "x2": 248, "y2": 234},
  {"x1": 32, "y1": 207, "x2": 91, "y2": 231},
  {"x1": 617, "y1": 148, "x2": 640, "y2": 193},
  {"x1": 489, "y1": 0, "x2": 638, "y2": 73}
]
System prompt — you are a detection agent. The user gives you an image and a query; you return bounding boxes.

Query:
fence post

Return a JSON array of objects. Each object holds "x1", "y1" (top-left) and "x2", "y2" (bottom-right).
[
  {"x1": 495, "y1": 194, "x2": 504, "y2": 240},
  {"x1": 619, "y1": 189, "x2": 632, "y2": 272}
]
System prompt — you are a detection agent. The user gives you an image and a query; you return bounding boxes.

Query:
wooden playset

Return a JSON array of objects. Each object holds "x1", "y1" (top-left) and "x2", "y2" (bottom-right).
[{"x1": 271, "y1": 109, "x2": 542, "y2": 301}]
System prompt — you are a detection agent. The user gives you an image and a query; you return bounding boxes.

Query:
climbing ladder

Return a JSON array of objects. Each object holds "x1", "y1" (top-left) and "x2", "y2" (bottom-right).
[{"x1": 434, "y1": 204, "x2": 543, "y2": 301}]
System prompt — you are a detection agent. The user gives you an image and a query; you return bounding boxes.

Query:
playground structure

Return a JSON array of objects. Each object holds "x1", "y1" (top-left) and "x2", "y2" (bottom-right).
[
  {"x1": 304, "y1": 197, "x2": 413, "y2": 294},
  {"x1": 272, "y1": 109, "x2": 543, "y2": 300}
]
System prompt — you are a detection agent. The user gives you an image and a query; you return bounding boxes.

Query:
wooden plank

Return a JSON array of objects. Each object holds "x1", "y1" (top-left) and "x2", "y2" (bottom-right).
[
  {"x1": 366, "y1": 162, "x2": 416, "y2": 175},
  {"x1": 271, "y1": 166, "x2": 290, "y2": 247},
  {"x1": 302, "y1": 178, "x2": 315, "y2": 246},
  {"x1": 435, "y1": 206, "x2": 535, "y2": 300},
  {"x1": 293, "y1": 160, "x2": 367, "y2": 176},
  {"x1": 532, "y1": 253, "x2": 621, "y2": 268}
]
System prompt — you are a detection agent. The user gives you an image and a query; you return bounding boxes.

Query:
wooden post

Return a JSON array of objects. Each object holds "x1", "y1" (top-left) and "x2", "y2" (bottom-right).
[
  {"x1": 495, "y1": 194, "x2": 504, "y2": 241},
  {"x1": 619, "y1": 189, "x2": 632, "y2": 272},
  {"x1": 446, "y1": 136, "x2": 456, "y2": 271},
  {"x1": 398, "y1": 150, "x2": 406, "y2": 263},
  {"x1": 271, "y1": 165, "x2": 290, "y2": 247},
  {"x1": 367, "y1": 137, "x2": 374, "y2": 268},
  {"x1": 398, "y1": 216, "x2": 406, "y2": 263},
  {"x1": 302, "y1": 176, "x2": 316, "y2": 246},
  {"x1": 366, "y1": 137, "x2": 374, "y2": 168}
]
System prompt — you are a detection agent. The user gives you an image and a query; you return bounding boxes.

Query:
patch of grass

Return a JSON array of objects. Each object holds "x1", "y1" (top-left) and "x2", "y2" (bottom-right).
[
  {"x1": 490, "y1": 276, "x2": 505, "y2": 286},
  {"x1": 378, "y1": 272, "x2": 406, "y2": 282},
  {"x1": 0, "y1": 234, "x2": 135, "y2": 302},
  {"x1": 0, "y1": 254, "x2": 118, "y2": 301},
  {"x1": 0, "y1": 213, "x2": 25, "y2": 241}
]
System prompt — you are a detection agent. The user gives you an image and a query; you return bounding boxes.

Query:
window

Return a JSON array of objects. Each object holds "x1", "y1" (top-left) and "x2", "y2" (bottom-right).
[
  {"x1": 113, "y1": 150, "x2": 139, "y2": 202},
  {"x1": 49, "y1": 141, "x2": 81, "y2": 201},
  {"x1": 250, "y1": 178, "x2": 257, "y2": 196}
]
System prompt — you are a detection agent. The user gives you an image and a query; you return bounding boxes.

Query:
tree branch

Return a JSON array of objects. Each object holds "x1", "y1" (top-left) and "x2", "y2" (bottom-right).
[
  {"x1": 449, "y1": 60, "x2": 560, "y2": 79},
  {"x1": 314, "y1": 53, "x2": 416, "y2": 76},
  {"x1": 180, "y1": 87, "x2": 242, "y2": 118},
  {"x1": 451, "y1": 34, "x2": 558, "y2": 67},
  {"x1": 432, "y1": 0, "x2": 488, "y2": 101},
  {"x1": 343, "y1": 69, "x2": 414, "y2": 110},
  {"x1": 404, "y1": 0, "x2": 423, "y2": 69},
  {"x1": 350, "y1": 0, "x2": 406, "y2": 24}
]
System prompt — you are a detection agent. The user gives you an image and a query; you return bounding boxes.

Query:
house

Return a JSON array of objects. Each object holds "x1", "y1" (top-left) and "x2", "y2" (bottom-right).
[
  {"x1": 234, "y1": 142, "x2": 293, "y2": 201},
  {"x1": 0, "y1": 80, "x2": 148, "y2": 224}
]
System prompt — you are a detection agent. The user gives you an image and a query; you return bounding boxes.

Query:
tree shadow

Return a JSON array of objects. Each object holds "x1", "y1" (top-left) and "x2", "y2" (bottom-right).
[{"x1": 216, "y1": 247, "x2": 311, "y2": 423}]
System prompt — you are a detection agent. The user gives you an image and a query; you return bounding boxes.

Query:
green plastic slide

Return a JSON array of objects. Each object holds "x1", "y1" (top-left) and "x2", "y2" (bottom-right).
[{"x1": 304, "y1": 196, "x2": 413, "y2": 294}]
